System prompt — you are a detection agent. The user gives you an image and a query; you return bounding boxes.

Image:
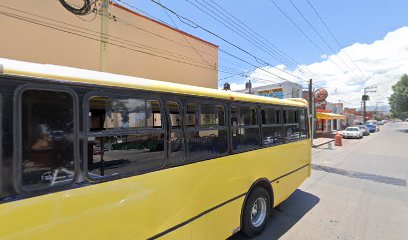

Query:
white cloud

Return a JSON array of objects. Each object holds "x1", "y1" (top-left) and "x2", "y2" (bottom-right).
[{"x1": 246, "y1": 26, "x2": 408, "y2": 109}]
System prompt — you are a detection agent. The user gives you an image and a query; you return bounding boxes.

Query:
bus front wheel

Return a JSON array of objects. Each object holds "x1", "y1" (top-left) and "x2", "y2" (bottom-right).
[{"x1": 242, "y1": 187, "x2": 271, "y2": 237}]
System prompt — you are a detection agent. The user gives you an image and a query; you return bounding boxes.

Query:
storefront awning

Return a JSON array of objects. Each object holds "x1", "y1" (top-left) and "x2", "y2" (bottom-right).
[{"x1": 316, "y1": 112, "x2": 346, "y2": 120}]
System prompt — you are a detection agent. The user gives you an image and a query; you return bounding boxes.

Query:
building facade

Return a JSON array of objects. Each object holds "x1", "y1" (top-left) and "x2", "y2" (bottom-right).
[
  {"x1": 0, "y1": 0, "x2": 219, "y2": 88},
  {"x1": 237, "y1": 81, "x2": 303, "y2": 99}
]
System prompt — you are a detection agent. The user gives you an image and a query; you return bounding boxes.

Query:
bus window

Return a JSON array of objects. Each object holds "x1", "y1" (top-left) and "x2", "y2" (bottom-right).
[
  {"x1": 166, "y1": 101, "x2": 184, "y2": 166},
  {"x1": 232, "y1": 106, "x2": 260, "y2": 151},
  {"x1": 186, "y1": 104, "x2": 228, "y2": 162},
  {"x1": 21, "y1": 90, "x2": 75, "y2": 189},
  {"x1": 88, "y1": 96, "x2": 165, "y2": 178},
  {"x1": 200, "y1": 104, "x2": 218, "y2": 126},
  {"x1": 283, "y1": 109, "x2": 300, "y2": 142},
  {"x1": 186, "y1": 103, "x2": 198, "y2": 127},
  {"x1": 168, "y1": 101, "x2": 182, "y2": 129},
  {"x1": 218, "y1": 106, "x2": 225, "y2": 126},
  {"x1": 299, "y1": 108, "x2": 309, "y2": 139},
  {"x1": 261, "y1": 107, "x2": 283, "y2": 146},
  {"x1": 89, "y1": 97, "x2": 161, "y2": 131},
  {"x1": 88, "y1": 133, "x2": 165, "y2": 177}
]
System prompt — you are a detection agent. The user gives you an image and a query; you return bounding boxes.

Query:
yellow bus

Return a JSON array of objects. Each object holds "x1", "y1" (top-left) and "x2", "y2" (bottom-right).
[{"x1": 0, "y1": 59, "x2": 311, "y2": 239}]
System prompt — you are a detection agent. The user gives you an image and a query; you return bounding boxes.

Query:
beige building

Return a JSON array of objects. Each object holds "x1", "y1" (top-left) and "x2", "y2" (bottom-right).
[{"x1": 0, "y1": 0, "x2": 218, "y2": 88}]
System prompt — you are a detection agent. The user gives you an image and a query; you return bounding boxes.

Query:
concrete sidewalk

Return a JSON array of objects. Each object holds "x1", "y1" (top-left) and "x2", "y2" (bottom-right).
[{"x1": 312, "y1": 131, "x2": 342, "y2": 148}]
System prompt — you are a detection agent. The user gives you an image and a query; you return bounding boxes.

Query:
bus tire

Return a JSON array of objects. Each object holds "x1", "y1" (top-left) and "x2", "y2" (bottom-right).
[{"x1": 242, "y1": 187, "x2": 271, "y2": 237}]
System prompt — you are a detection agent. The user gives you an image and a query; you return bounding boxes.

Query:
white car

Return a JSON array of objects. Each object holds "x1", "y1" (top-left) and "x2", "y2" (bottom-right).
[{"x1": 342, "y1": 127, "x2": 363, "y2": 139}]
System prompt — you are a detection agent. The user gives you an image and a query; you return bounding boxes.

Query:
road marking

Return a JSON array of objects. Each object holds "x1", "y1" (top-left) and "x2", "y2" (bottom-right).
[{"x1": 312, "y1": 164, "x2": 407, "y2": 187}]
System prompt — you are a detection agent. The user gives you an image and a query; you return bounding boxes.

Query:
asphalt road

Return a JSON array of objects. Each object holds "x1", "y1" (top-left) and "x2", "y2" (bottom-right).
[{"x1": 231, "y1": 122, "x2": 408, "y2": 240}]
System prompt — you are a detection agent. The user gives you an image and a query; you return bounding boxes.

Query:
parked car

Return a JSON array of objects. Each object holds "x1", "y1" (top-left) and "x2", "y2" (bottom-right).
[
  {"x1": 342, "y1": 127, "x2": 363, "y2": 139},
  {"x1": 356, "y1": 125, "x2": 370, "y2": 136},
  {"x1": 366, "y1": 120, "x2": 378, "y2": 125},
  {"x1": 365, "y1": 124, "x2": 376, "y2": 133}
]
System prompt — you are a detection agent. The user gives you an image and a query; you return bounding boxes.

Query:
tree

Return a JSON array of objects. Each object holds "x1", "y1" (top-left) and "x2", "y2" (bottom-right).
[{"x1": 389, "y1": 74, "x2": 408, "y2": 119}]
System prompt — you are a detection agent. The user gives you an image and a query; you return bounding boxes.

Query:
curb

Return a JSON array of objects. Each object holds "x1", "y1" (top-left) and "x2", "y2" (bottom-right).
[{"x1": 312, "y1": 139, "x2": 335, "y2": 148}]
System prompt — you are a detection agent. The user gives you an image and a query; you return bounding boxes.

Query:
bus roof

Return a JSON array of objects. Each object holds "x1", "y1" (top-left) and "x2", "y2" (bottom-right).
[{"x1": 0, "y1": 58, "x2": 306, "y2": 107}]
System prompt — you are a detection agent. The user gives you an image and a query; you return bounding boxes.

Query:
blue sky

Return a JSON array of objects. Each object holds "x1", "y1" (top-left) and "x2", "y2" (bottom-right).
[{"x1": 121, "y1": 0, "x2": 408, "y2": 108}]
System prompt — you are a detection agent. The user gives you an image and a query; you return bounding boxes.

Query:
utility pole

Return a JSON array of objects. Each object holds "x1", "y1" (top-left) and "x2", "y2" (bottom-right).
[
  {"x1": 100, "y1": 0, "x2": 110, "y2": 72},
  {"x1": 362, "y1": 86, "x2": 377, "y2": 124},
  {"x1": 245, "y1": 80, "x2": 252, "y2": 94},
  {"x1": 308, "y1": 79, "x2": 314, "y2": 144},
  {"x1": 375, "y1": 101, "x2": 383, "y2": 119}
]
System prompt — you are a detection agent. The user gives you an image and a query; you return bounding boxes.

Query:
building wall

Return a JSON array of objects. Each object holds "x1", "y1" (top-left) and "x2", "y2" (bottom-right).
[
  {"x1": 0, "y1": 0, "x2": 218, "y2": 88},
  {"x1": 237, "y1": 81, "x2": 303, "y2": 99}
]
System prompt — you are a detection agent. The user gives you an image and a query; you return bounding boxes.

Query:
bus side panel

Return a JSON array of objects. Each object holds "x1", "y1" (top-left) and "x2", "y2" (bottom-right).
[
  {"x1": 160, "y1": 223, "x2": 192, "y2": 240},
  {"x1": 205, "y1": 196, "x2": 244, "y2": 239},
  {"x1": 272, "y1": 166, "x2": 310, "y2": 206},
  {"x1": 0, "y1": 140, "x2": 311, "y2": 240},
  {"x1": 270, "y1": 139, "x2": 311, "y2": 206}
]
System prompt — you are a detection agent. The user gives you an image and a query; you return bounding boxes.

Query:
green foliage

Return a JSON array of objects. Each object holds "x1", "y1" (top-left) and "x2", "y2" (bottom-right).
[{"x1": 389, "y1": 74, "x2": 408, "y2": 118}]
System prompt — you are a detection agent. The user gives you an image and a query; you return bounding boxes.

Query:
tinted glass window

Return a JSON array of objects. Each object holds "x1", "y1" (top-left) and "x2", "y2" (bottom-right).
[
  {"x1": 186, "y1": 103, "x2": 198, "y2": 127},
  {"x1": 185, "y1": 102, "x2": 227, "y2": 162},
  {"x1": 287, "y1": 109, "x2": 298, "y2": 124},
  {"x1": 22, "y1": 90, "x2": 75, "y2": 189},
  {"x1": 262, "y1": 108, "x2": 279, "y2": 125},
  {"x1": 299, "y1": 108, "x2": 309, "y2": 139},
  {"x1": 88, "y1": 133, "x2": 165, "y2": 177},
  {"x1": 167, "y1": 101, "x2": 181, "y2": 129},
  {"x1": 89, "y1": 97, "x2": 160, "y2": 131},
  {"x1": 276, "y1": 109, "x2": 281, "y2": 124},
  {"x1": 285, "y1": 125, "x2": 300, "y2": 142},
  {"x1": 186, "y1": 130, "x2": 228, "y2": 161},
  {"x1": 200, "y1": 104, "x2": 218, "y2": 126},
  {"x1": 167, "y1": 101, "x2": 184, "y2": 165},
  {"x1": 231, "y1": 106, "x2": 238, "y2": 126},
  {"x1": 169, "y1": 132, "x2": 184, "y2": 166},
  {"x1": 262, "y1": 126, "x2": 284, "y2": 146},
  {"x1": 232, "y1": 127, "x2": 260, "y2": 150},
  {"x1": 218, "y1": 106, "x2": 225, "y2": 126},
  {"x1": 88, "y1": 95, "x2": 165, "y2": 177},
  {"x1": 239, "y1": 107, "x2": 257, "y2": 126}
]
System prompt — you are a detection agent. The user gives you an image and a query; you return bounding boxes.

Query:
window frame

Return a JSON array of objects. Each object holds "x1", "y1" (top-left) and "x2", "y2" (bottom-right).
[
  {"x1": 299, "y1": 107, "x2": 310, "y2": 139},
  {"x1": 0, "y1": 92, "x2": 2, "y2": 196},
  {"x1": 260, "y1": 105, "x2": 285, "y2": 147},
  {"x1": 230, "y1": 103, "x2": 261, "y2": 153},
  {"x1": 184, "y1": 100, "x2": 229, "y2": 162},
  {"x1": 14, "y1": 84, "x2": 80, "y2": 193},
  {"x1": 282, "y1": 106, "x2": 301, "y2": 143},
  {"x1": 83, "y1": 90, "x2": 166, "y2": 182},
  {"x1": 165, "y1": 98, "x2": 186, "y2": 166}
]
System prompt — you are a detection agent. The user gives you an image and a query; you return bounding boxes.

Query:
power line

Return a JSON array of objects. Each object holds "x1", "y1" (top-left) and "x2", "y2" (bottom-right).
[
  {"x1": 115, "y1": 1, "x2": 327, "y2": 88},
  {"x1": 187, "y1": 0, "x2": 301, "y2": 73},
  {"x1": 148, "y1": 0, "x2": 313, "y2": 85},
  {"x1": 0, "y1": 9, "x2": 229, "y2": 72},
  {"x1": 183, "y1": 0, "x2": 312, "y2": 82},
  {"x1": 0, "y1": 3, "x2": 219, "y2": 67},
  {"x1": 204, "y1": 0, "x2": 324, "y2": 82},
  {"x1": 305, "y1": 0, "x2": 368, "y2": 80},
  {"x1": 267, "y1": 0, "x2": 351, "y2": 75},
  {"x1": 186, "y1": 0, "x2": 325, "y2": 83},
  {"x1": 287, "y1": 0, "x2": 363, "y2": 80},
  {"x1": 157, "y1": 0, "x2": 215, "y2": 69}
]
